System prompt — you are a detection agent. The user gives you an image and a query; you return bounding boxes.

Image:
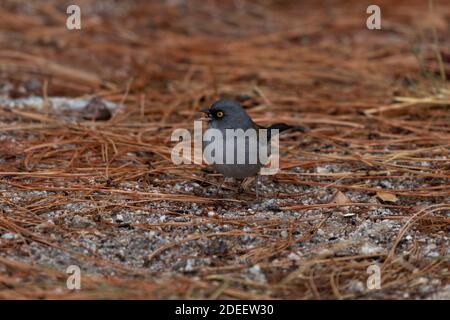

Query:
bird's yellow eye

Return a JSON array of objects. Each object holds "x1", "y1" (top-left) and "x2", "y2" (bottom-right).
[{"x1": 216, "y1": 111, "x2": 224, "y2": 118}]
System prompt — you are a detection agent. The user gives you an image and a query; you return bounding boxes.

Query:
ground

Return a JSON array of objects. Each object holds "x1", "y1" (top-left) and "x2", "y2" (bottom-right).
[{"x1": 0, "y1": 0, "x2": 449, "y2": 299}]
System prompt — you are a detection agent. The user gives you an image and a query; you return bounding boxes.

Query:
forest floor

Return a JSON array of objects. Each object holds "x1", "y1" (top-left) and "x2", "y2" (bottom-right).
[{"x1": 0, "y1": 0, "x2": 449, "y2": 299}]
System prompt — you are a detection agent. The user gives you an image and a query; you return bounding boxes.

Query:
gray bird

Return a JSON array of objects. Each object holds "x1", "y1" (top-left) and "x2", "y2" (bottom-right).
[{"x1": 199, "y1": 99, "x2": 298, "y2": 198}]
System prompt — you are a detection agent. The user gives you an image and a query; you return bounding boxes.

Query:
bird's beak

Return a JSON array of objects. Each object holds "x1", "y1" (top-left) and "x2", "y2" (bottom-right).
[{"x1": 199, "y1": 108, "x2": 211, "y2": 121}]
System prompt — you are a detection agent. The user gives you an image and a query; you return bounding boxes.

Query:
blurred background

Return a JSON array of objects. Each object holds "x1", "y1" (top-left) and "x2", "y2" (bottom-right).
[{"x1": 1, "y1": 0, "x2": 449, "y2": 106}]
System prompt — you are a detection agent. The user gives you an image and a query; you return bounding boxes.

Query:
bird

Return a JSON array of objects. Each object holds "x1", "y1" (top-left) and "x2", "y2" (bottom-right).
[{"x1": 199, "y1": 99, "x2": 302, "y2": 198}]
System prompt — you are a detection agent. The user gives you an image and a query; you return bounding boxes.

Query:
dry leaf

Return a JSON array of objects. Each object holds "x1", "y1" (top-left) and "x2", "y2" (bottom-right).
[
  {"x1": 376, "y1": 192, "x2": 398, "y2": 203},
  {"x1": 331, "y1": 191, "x2": 352, "y2": 205}
]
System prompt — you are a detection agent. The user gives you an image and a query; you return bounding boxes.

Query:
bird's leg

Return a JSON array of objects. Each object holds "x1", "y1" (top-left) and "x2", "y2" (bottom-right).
[
  {"x1": 255, "y1": 175, "x2": 260, "y2": 200},
  {"x1": 237, "y1": 179, "x2": 244, "y2": 194},
  {"x1": 215, "y1": 176, "x2": 225, "y2": 196}
]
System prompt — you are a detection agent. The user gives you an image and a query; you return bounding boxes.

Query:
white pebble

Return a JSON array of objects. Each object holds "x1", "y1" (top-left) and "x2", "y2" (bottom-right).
[
  {"x1": 207, "y1": 211, "x2": 216, "y2": 217},
  {"x1": 316, "y1": 229, "x2": 325, "y2": 236},
  {"x1": 288, "y1": 252, "x2": 300, "y2": 261},
  {"x1": 1, "y1": 232, "x2": 17, "y2": 240}
]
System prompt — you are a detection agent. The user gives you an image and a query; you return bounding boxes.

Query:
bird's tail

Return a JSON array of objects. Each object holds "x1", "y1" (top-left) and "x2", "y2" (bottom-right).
[
  {"x1": 268, "y1": 123, "x2": 293, "y2": 132},
  {"x1": 268, "y1": 123, "x2": 307, "y2": 133},
  {"x1": 266, "y1": 123, "x2": 308, "y2": 140}
]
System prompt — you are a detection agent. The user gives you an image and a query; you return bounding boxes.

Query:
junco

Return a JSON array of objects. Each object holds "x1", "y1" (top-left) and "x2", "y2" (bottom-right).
[{"x1": 200, "y1": 99, "x2": 299, "y2": 198}]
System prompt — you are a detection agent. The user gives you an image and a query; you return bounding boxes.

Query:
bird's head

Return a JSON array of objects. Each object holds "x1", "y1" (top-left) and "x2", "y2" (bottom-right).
[{"x1": 199, "y1": 99, "x2": 253, "y2": 129}]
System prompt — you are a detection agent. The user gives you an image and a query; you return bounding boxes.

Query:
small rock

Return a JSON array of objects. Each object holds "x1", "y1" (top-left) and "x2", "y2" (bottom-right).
[
  {"x1": 35, "y1": 220, "x2": 55, "y2": 231},
  {"x1": 316, "y1": 166, "x2": 329, "y2": 174},
  {"x1": 348, "y1": 280, "x2": 365, "y2": 293},
  {"x1": 247, "y1": 264, "x2": 267, "y2": 283},
  {"x1": 343, "y1": 213, "x2": 356, "y2": 217},
  {"x1": 71, "y1": 215, "x2": 95, "y2": 228},
  {"x1": 288, "y1": 252, "x2": 301, "y2": 261},
  {"x1": 423, "y1": 244, "x2": 439, "y2": 257},
  {"x1": 318, "y1": 248, "x2": 333, "y2": 256},
  {"x1": 207, "y1": 211, "x2": 216, "y2": 217},
  {"x1": 185, "y1": 259, "x2": 195, "y2": 272},
  {"x1": 1, "y1": 232, "x2": 18, "y2": 240},
  {"x1": 82, "y1": 97, "x2": 111, "y2": 121},
  {"x1": 360, "y1": 243, "x2": 383, "y2": 255}
]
